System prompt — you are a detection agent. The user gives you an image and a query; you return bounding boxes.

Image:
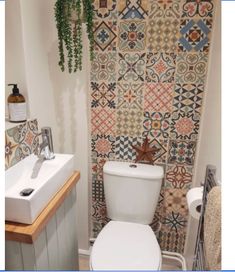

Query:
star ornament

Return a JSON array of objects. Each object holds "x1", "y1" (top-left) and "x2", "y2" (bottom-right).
[{"x1": 132, "y1": 137, "x2": 160, "y2": 165}]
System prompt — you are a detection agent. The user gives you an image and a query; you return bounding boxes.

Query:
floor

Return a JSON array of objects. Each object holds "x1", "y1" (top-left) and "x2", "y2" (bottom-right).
[
  {"x1": 79, "y1": 254, "x2": 181, "y2": 270},
  {"x1": 79, "y1": 255, "x2": 90, "y2": 270}
]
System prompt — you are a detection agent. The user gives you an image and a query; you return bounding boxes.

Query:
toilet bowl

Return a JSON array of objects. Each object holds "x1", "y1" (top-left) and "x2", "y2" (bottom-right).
[
  {"x1": 90, "y1": 161, "x2": 164, "y2": 270},
  {"x1": 90, "y1": 221, "x2": 162, "y2": 270}
]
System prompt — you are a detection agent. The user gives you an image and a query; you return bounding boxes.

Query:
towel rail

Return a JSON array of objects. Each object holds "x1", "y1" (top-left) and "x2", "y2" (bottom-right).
[{"x1": 192, "y1": 165, "x2": 218, "y2": 270}]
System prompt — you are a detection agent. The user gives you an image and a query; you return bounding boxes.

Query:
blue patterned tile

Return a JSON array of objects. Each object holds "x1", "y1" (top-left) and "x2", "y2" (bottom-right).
[
  {"x1": 94, "y1": 21, "x2": 117, "y2": 51},
  {"x1": 178, "y1": 19, "x2": 212, "y2": 52},
  {"x1": 168, "y1": 140, "x2": 196, "y2": 165},
  {"x1": 118, "y1": 0, "x2": 148, "y2": 19}
]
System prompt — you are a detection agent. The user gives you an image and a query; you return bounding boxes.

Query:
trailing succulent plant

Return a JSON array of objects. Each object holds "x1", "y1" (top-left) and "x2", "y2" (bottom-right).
[{"x1": 54, "y1": 0, "x2": 94, "y2": 73}]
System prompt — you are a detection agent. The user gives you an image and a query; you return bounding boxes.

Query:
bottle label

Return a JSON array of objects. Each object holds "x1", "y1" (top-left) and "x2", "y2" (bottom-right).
[{"x1": 8, "y1": 102, "x2": 27, "y2": 122}]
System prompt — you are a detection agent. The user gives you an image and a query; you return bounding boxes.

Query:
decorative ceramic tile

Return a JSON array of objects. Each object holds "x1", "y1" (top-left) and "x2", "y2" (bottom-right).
[
  {"x1": 175, "y1": 52, "x2": 208, "y2": 84},
  {"x1": 91, "y1": 82, "x2": 116, "y2": 109},
  {"x1": 92, "y1": 180, "x2": 105, "y2": 201},
  {"x1": 116, "y1": 109, "x2": 143, "y2": 137},
  {"x1": 178, "y1": 19, "x2": 212, "y2": 52},
  {"x1": 5, "y1": 127, "x2": 20, "y2": 169},
  {"x1": 147, "y1": 137, "x2": 168, "y2": 164},
  {"x1": 148, "y1": 18, "x2": 180, "y2": 52},
  {"x1": 91, "y1": 134, "x2": 115, "y2": 158},
  {"x1": 18, "y1": 119, "x2": 39, "y2": 159},
  {"x1": 93, "y1": 21, "x2": 117, "y2": 51},
  {"x1": 92, "y1": 0, "x2": 117, "y2": 20},
  {"x1": 5, "y1": 120, "x2": 39, "y2": 170},
  {"x1": 144, "y1": 83, "x2": 174, "y2": 112},
  {"x1": 91, "y1": 108, "x2": 116, "y2": 135},
  {"x1": 89, "y1": 0, "x2": 215, "y2": 252},
  {"x1": 119, "y1": 21, "x2": 146, "y2": 52},
  {"x1": 118, "y1": 52, "x2": 146, "y2": 82},
  {"x1": 118, "y1": 0, "x2": 148, "y2": 19},
  {"x1": 162, "y1": 210, "x2": 188, "y2": 233},
  {"x1": 168, "y1": 140, "x2": 196, "y2": 165},
  {"x1": 92, "y1": 200, "x2": 109, "y2": 224},
  {"x1": 164, "y1": 188, "x2": 188, "y2": 216},
  {"x1": 117, "y1": 82, "x2": 144, "y2": 110},
  {"x1": 91, "y1": 157, "x2": 107, "y2": 181},
  {"x1": 173, "y1": 83, "x2": 204, "y2": 113},
  {"x1": 170, "y1": 111, "x2": 200, "y2": 141},
  {"x1": 158, "y1": 229, "x2": 186, "y2": 254},
  {"x1": 143, "y1": 111, "x2": 170, "y2": 139},
  {"x1": 146, "y1": 52, "x2": 176, "y2": 83},
  {"x1": 165, "y1": 164, "x2": 193, "y2": 189},
  {"x1": 182, "y1": 0, "x2": 214, "y2": 18},
  {"x1": 149, "y1": 0, "x2": 182, "y2": 19},
  {"x1": 91, "y1": 52, "x2": 116, "y2": 82},
  {"x1": 160, "y1": 209, "x2": 188, "y2": 253},
  {"x1": 115, "y1": 135, "x2": 142, "y2": 161}
]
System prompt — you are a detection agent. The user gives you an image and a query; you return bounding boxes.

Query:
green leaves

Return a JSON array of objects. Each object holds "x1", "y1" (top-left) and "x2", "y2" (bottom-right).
[
  {"x1": 82, "y1": 0, "x2": 94, "y2": 61},
  {"x1": 54, "y1": 0, "x2": 94, "y2": 73}
]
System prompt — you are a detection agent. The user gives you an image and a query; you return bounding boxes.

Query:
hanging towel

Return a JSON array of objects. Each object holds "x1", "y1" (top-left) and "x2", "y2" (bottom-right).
[{"x1": 204, "y1": 186, "x2": 221, "y2": 270}]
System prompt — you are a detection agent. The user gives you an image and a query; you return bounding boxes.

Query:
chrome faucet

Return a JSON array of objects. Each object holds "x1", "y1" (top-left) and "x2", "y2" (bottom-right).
[{"x1": 37, "y1": 127, "x2": 55, "y2": 160}]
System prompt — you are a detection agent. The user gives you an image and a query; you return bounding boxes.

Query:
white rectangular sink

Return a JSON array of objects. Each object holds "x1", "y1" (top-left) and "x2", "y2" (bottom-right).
[{"x1": 5, "y1": 153, "x2": 74, "y2": 224}]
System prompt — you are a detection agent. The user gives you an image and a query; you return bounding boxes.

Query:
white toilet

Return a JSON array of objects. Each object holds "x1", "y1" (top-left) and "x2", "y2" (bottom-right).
[{"x1": 90, "y1": 161, "x2": 164, "y2": 270}]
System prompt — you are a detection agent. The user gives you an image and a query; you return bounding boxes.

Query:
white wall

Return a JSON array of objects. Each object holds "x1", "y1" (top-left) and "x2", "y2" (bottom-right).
[
  {"x1": 5, "y1": 0, "x2": 28, "y2": 118},
  {"x1": 6, "y1": 0, "x2": 90, "y2": 251},
  {"x1": 193, "y1": 0, "x2": 221, "y2": 186},
  {"x1": 184, "y1": 0, "x2": 221, "y2": 268}
]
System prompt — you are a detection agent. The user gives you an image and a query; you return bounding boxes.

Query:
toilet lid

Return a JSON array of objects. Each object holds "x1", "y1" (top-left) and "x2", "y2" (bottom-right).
[{"x1": 90, "y1": 221, "x2": 162, "y2": 270}]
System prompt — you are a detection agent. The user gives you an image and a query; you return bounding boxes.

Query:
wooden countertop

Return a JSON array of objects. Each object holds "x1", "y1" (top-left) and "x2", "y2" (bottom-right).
[{"x1": 5, "y1": 171, "x2": 80, "y2": 244}]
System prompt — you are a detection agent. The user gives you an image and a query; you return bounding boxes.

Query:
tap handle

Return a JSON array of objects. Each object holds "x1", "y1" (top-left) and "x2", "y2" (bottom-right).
[{"x1": 41, "y1": 127, "x2": 52, "y2": 136}]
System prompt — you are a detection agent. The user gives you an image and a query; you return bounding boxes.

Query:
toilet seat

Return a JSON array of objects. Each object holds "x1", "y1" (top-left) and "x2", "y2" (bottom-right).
[{"x1": 90, "y1": 221, "x2": 162, "y2": 270}]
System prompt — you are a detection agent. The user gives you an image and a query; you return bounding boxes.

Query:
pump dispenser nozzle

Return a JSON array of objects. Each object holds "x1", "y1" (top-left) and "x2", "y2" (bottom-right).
[{"x1": 8, "y1": 84, "x2": 19, "y2": 94}]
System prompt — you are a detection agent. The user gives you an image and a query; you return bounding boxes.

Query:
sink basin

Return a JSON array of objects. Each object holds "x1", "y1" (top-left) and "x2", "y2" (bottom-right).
[{"x1": 5, "y1": 153, "x2": 74, "y2": 224}]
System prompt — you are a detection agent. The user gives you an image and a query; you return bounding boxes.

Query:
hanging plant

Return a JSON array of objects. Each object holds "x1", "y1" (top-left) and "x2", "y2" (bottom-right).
[{"x1": 54, "y1": 0, "x2": 94, "y2": 73}]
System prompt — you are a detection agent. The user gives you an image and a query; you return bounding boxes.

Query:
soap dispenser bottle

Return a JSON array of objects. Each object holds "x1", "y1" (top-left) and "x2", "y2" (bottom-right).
[{"x1": 7, "y1": 84, "x2": 27, "y2": 123}]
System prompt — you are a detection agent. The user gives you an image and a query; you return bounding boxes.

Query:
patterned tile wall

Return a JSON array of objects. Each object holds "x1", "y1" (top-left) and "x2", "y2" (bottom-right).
[
  {"x1": 90, "y1": 0, "x2": 215, "y2": 254},
  {"x1": 5, "y1": 119, "x2": 39, "y2": 170}
]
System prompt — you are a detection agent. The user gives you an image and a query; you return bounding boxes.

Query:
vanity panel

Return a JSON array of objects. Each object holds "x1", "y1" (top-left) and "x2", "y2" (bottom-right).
[{"x1": 5, "y1": 172, "x2": 80, "y2": 270}]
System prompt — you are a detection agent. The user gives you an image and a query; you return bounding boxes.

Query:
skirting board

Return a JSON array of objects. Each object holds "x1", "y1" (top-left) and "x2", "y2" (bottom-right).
[{"x1": 78, "y1": 248, "x2": 91, "y2": 256}]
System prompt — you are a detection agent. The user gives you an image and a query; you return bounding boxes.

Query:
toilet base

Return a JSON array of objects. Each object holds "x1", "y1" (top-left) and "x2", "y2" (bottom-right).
[{"x1": 90, "y1": 221, "x2": 162, "y2": 270}]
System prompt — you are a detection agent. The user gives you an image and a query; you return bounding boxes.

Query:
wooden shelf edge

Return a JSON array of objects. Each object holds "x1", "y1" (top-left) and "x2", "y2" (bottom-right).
[{"x1": 5, "y1": 171, "x2": 80, "y2": 244}]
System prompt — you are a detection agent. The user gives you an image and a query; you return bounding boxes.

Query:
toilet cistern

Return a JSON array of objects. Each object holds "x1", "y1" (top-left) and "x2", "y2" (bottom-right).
[{"x1": 90, "y1": 161, "x2": 164, "y2": 270}]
